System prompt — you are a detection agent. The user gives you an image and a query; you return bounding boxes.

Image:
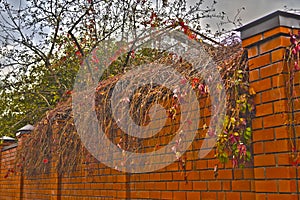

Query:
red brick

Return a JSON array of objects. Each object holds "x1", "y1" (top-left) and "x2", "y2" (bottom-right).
[
  {"x1": 248, "y1": 53, "x2": 271, "y2": 70},
  {"x1": 217, "y1": 169, "x2": 233, "y2": 180},
  {"x1": 259, "y1": 36, "x2": 290, "y2": 54},
  {"x1": 179, "y1": 182, "x2": 193, "y2": 190},
  {"x1": 196, "y1": 160, "x2": 208, "y2": 170},
  {"x1": 263, "y1": 113, "x2": 287, "y2": 128},
  {"x1": 255, "y1": 180, "x2": 277, "y2": 192},
  {"x1": 233, "y1": 168, "x2": 243, "y2": 180},
  {"x1": 172, "y1": 172, "x2": 185, "y2": 181},
  {"x1": 273, "y1": 100, "x2": 287, "y2": 113},
  {"x1": 263, "y1": 27, "x2": 291, "y2": 39},
  {"x1": 254, "y1": 93, "x2": 261, "y2": 104},
  {"x1": 218, "y1": 192, "x2": 226, "y2": 200},
  {"x1": 254, "y1": 154, "x2": 276, "y2": 166},
  {"x1": 154, "y1": 182, "x2": 166, "y2": 190},
  {"x1": 231, "y1": 180, "x2": 251, "y2": 191},
  {"x1": 264, "y1": 140, "x2": 289, "y2": 153},
  {"x1": 144, "y1": 182, "x2": 155, "y2": 190},
  {"x1": 149, "y1": 191, "x2": 161, "y2": 199},
  {"x1": 260, "y1": 62, "x2": 284, "y2": 78},
  {"x1": 149, "y1": 173, "x2": 160, "y2": 181},
  {"x1": 135, "y1": 182, "x2": 145, "y2": 190},
  {"x1": 243, "y1": 168, "x2": 254, "y2": 179},
  {"x1": 251, "y1": 78, "x2": 272, "y2": 93},
  {"x1": 253, "y1": 129, "x2": 274, "y2": 142},
  {"x1": 265, "y1": 167, "x2": 296, "y2": 179},
  {"x1": 160, "y1": 172, "x2": 172, "y2": 180},
  {"x1": 161, "y1": 191, "x2": 173, "y2": 200},
  {"x1": 166, "y1": 182, "x2": 178, "y2": 190},
  {"x1": 208, "y1": 181, "x2": 221, "y2": 191},
  {"x1": 271, "y1": 48, "x2": 285, "y2": 62},
  {"x1": 193, "y1": 181, "x2": 207, "y2": 191},
  {"x1": 242, "y1": 34, "x2": 263, "y2": 47},
  {"x1": 255, "y1": 193, "x2": 267, "y2": 200},
  {"x1": 173, "y1": 192, "x2": 186, "y2": 200},
  {"x1": 138, "y1": 191, "x2": 150, "y2": 198},
  {"x1": 200, "y1": 170, "x2": 214, "y2": 180},
  {"x1": 247, "y1": 46, "x2": 259, "y2": 58},
  {"x1": 294, "y1": 112, "x2": 300, "y2": 123},
  {"x1": 187, "y1": 192, "x2": 200, "y2": 199},
  {"x1": 254, "y1": 168, "x2": 265, "y2": 179},
  {"x1": 272, "y1": 74, "x2": 286, "y2": 87},
  {"x1": 255, "y1": 102, "x2": 273, "y2": 117},
  {"x1": 241, "y1": 192, "x2": 255, "y2": 200},
  {"x1": 249, "y1": 69, "x2": 260, "y2": 82},
  {"x1": 276, "y1": 153, "x2": 291, "y2": 165},
  {"x1": 268, "y1": 194, "x2": 299, "y2": 200},
  {"x1": 222, "y1": 181, "x2": 231, "y2": 190},
  {"x1": 253, "y1": 141, "x2": 264, "y2": 156},
  {"x1": 201, "y1": 192, "x2": 217, "y2": 200},
  {"x1": 274, "y1": 126, "x2": 289, "y2": 139},
  {"x1": 226, "y1": 192, "x2": 240, "y2": 200},
  {"x1": 252, "y1": 117, "x2": 263, "y2": 130},
  {"x1": 186, "y1": 171, "x2": 200, "y2": 181},
  {"x1": 278, "y1": 180, "x2": 297, "y2": 192},
  {"x1": 294, "y1": 71, "x2": 300, "y2": 84},
  {"x1": 261, "y1": 87, "x2": 286, "y2": 103}
]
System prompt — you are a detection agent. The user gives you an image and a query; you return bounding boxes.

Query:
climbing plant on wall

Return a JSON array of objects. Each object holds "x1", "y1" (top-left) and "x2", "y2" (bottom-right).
[{"x1": 284, "y1": 30, "x2": 300, "y2": 167}]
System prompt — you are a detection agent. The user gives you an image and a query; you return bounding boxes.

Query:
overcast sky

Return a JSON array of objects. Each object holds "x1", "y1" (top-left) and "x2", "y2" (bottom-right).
[
  {"x1": 204, "y1": 0, "x2": 299, "y2": 29},
  {"x1": 217, "y1": 0, "x2": 298, "y2": 23}
]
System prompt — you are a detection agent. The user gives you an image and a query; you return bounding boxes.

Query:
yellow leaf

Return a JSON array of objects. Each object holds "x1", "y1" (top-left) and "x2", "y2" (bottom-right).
[{"x1": 249, "y1": 87, "x2": 256, "y2": 95}]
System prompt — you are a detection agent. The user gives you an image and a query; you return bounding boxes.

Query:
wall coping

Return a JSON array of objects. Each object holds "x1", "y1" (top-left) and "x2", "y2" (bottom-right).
[
  {"x1": 236, "y1": 10, "x2": 300, "y2": 40},
  {"x1": 1, "y1": 143, "x2": 18, "y2": 152}
]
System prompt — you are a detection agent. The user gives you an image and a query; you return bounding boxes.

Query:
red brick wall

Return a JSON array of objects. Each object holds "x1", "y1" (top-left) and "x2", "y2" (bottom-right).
[
  {"x1": 0, "y1": 95, "x2": 256, "y2": 200},
  {"x1": 0, "y1": 145, "x2": 19, "y2": 199},
  {"x1": 246, "y1": 26, "x2": 300, "y2": 200}
]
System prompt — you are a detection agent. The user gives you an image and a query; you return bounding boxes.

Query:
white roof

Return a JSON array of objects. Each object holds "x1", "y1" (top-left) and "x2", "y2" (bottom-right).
[
  {"x1": 16, "y1": 124, "x2": 34, "y2": 137},
  {"x1": 17, "y1": 124, "x2": 34, "y2": 132},
  {"x1": 0, "y1": 136, "x2": 16, "y2": 141}
]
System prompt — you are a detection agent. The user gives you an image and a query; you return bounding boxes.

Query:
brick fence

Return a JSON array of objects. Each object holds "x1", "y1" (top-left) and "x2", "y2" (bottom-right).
[{"x1": 0, "y1": 10, "x2": 300, "y2": 200}]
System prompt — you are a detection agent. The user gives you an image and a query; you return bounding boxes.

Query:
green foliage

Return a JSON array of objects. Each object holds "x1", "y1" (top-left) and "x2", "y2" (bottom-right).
[
  {"x1": 0, "y1": 36, "x2": 81, "y2": 136},
  {"x1": 215, "y1": 50, "x2": 255, "y2": 167}
]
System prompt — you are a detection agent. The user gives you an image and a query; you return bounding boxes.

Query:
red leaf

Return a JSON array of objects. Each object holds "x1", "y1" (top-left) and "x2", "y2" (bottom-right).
[
  {"x1": 292, "y1": 160, "x2": 298, "y2": 167},
  {"x1": 192, "y1": 77, "x2": 200, "y2": 83},
  {"x1": 43, "y1": 159, "x2": 49, "y2": 164},
  {"x1": 130, "y1": 50, "x2": 135, "y2": 58},
  {"x1": 65, "y1": 90, "x2": 72, "y2": 95},
  {"x1": 150, "y1": 12, "x2": 157, "y2": 20},
  {"x1": 75, "y1": 50, "x2": 82, "y2": 57},
  {"x1": 294, "y1": 61, "x2": 300, "y2": 71},
  {"x1": 179, "y1": 21, "x2": 185, "y2": 27},
  {"x1": 188, "y1": 33, "x2": 196, "y2": 40},
  {"x1": 191, "y1": 77, "x2": 200, "y2": 88},
  {"x1": 180, "y1": 78, "x2": 187, "y2": 85}
]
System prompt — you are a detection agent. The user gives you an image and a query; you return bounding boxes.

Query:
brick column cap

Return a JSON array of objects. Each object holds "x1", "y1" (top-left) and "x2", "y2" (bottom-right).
[
  {"x1": 236, "y1": 10, "x2": 300, "y2": 40},
  {"x1": 15, "y1": 124, "x2": 34, "y2": 138},
  {"x1": 0, "y1": 136, "x2": 17, "y2": 151}
]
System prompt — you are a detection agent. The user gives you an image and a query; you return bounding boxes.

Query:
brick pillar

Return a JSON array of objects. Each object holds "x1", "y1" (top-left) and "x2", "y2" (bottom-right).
[{"x1": 237, "y1": 11, "x2": 300, "y2": 199}]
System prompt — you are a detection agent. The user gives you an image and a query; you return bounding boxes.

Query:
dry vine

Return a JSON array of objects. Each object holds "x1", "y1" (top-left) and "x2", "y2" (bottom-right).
[{"x1": 14, "y1": 31, "x2": 254, "y2": 177}]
